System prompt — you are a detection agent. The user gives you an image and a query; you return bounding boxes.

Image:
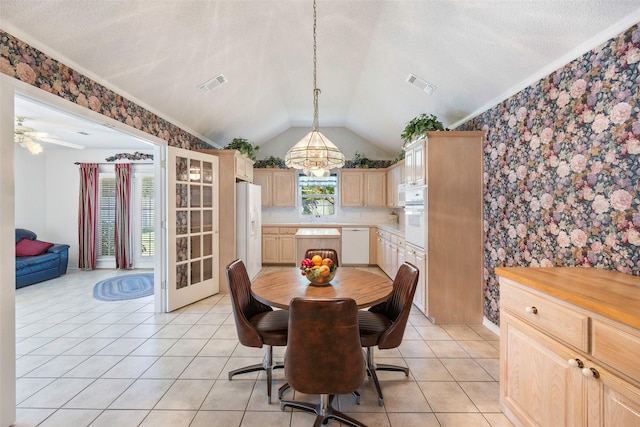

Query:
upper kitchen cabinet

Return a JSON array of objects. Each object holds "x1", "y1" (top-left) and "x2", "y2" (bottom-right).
[
  {"x1": 253, "y1": 168, "x2": 296, "y2": 207},
  {"x1": 234, "y1": 152, "x2": 254, "y2": 182},
  {"x1": 386, "y1": 160, "x2": 405, "y2": 208},
  {"x1": 200, "y1": 149, "x2": 253, "y2": 183},
  {"x1": 340, "y1": 169, "x2": 386, "y2": 207},
  {"x1": 404, "y1": 138, "x2": 426, "y2": 187}
]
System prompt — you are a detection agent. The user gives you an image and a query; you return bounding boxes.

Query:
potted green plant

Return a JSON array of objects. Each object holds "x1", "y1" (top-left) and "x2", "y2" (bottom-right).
[
  {"x1": 352, "y1": 151, "x2": 371, "y2": 168},
  {"x1": 400, "y1": 113, "x2": 446, "y2": 146},
  {"x1": 224, "y1": 137, "x2": 260, "y2": 161},
  {"x1": 256, "y1": 156, "x2": 287, "y2": 169}
]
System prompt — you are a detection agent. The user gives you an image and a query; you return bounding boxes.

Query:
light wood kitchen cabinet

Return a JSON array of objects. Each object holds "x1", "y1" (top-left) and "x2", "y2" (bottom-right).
[
  {"x1": 340, "y1": 169, "x2": 386, "y2": 207},
  {"x1": 407, "y1": 131, "x2": 484, "y2": 323},
  {"x1": 376, "y1": 230, "x2": 384, "y2": 268},
  {"x1": 386, "y1": 160, "x2": 405, "y2": 208},
  {"x1": 197, "y1": 149, "x2": 253, "y2": 292},
  {"x1": 375, "y1": 227, "x2": 405, "y2": 280},
  {"x1": 234, "y1": 152, "x2": 254, "y2": 182},
  {"x1": 405, "y1": 244, "x2": 426, "y2": 313},
  {"x1": 404, "y1": 138, "x2": 425, "y2": 187},
  {"x1": 262, "y1": 227, "x2": 296, "y2": 264},
  {"x1": 497, "y1": 267, "x2": 640, "y2": 427},
  {"x1": 253, "y1": 169, "x2": 296, "y2": 207}
]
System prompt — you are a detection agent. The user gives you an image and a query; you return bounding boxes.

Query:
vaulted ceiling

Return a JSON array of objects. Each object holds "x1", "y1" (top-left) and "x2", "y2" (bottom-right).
[{"x1": 2, "y1": 1, "x2": 640, "y2": 154}]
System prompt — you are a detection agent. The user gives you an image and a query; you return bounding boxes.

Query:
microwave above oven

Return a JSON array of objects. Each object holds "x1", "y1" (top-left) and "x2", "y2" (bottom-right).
[{"x1": 405, "y1": 186, "x2": 426, "y2": 206}]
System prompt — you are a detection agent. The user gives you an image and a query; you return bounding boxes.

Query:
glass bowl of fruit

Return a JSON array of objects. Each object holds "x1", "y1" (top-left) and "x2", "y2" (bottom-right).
[{"x1": 300, "y1": 255, "x2": 338, "y2": 286}]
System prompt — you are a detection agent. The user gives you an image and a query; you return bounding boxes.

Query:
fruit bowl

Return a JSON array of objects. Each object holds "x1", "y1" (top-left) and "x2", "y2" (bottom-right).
[
  {"x1": 300, "y1": 255, "x2": 338, "y2": 286},
  {"x1": 305, "y1": 268, "x2": 337, "y2": 286}
]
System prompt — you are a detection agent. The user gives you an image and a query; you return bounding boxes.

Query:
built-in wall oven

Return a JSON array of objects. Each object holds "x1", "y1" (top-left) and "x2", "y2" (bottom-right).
[{"x1": 404, "y1": 186, "x2": 427, "y2": 249}]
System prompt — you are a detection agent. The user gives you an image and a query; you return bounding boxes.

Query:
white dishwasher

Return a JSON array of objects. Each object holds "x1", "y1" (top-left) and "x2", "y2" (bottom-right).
[{"x1": 341, "y1": 227, "x2": 370, "y2": 265}]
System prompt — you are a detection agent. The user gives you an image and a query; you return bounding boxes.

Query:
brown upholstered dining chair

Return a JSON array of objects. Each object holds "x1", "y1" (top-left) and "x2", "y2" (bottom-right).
[
  {"x1": 304, "y1": 248, "x2": 339, "y2": 266},
  {"x1": 280, "y1": 297, "x2": 366, "y2": 427},
  {"x1": 358, "y1": 262, "x2": 419, "y2": 405},
  {"x1": 226, "y1": 259, "x2": 289, "y2": 403}
]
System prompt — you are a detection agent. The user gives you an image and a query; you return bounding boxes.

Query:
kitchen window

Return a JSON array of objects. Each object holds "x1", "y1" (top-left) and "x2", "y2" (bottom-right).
[{"x1": 298, "y1": 173, "x2": 338, "y2": 218}]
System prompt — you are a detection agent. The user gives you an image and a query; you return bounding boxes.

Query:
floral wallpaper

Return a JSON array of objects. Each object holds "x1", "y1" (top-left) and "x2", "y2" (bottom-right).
[
  {"x1": 459, "y1": 23, "x2": 640, "y2": 324},
  {"x1": 0, "y1": 30, "x2": 210, "y2": 151}
]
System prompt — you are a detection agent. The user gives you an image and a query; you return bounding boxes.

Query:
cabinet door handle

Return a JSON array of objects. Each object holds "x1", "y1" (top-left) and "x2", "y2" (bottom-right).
[
  {"x1": 567, "y1": 358, "x2": 584, "y2": 368},
  {"x1": 525, "y1": 306, "x2": 538, "y2": 314},
  {"x1": 581, "y1": 367, "x2": 600, "y2": 379}
]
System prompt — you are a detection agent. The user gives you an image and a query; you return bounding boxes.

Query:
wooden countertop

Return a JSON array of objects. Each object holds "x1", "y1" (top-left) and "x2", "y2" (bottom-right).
[{"x1": 495, "y1": 267, "x2": 640, "y2": 329}]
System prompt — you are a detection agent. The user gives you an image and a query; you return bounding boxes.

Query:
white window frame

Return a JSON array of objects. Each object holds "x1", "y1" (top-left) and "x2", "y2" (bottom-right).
[
  {"x1": 96, "y1": 169, "x2": 116, "y2": 267},
  {"x1": 297, "y1": 172, "x2": 339, "y2": 220},
  {"x1": 133, "y1": 165, "x2": 155, "y2": 269}
]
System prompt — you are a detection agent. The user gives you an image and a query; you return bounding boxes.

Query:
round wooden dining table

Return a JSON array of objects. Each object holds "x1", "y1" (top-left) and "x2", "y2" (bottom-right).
[{"x1": 251, "y1": 267, "x2": 393, "y2": 309}]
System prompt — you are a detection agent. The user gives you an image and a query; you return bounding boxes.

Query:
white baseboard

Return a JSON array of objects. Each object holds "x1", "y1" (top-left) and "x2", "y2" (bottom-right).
[{"x1": 483, "y1": 316, "x2": 500, "y2": 336}]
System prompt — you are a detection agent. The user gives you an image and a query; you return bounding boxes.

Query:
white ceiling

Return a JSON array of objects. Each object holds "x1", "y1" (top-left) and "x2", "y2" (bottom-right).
[{"x1": 3, "y1": 1, "x2": 640, "y2": 155}]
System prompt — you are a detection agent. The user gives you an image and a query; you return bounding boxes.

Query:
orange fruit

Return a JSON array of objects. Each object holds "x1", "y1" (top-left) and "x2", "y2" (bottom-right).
[
  {"x1": 319, "y1": 265, "x2": 330, "y2": 277},
  {"x1": 321, "y1": 258, "x2": 333, "y2": 268},
  {"x1": 311, "y1": 255, "x2": 323, "y2": 266}
]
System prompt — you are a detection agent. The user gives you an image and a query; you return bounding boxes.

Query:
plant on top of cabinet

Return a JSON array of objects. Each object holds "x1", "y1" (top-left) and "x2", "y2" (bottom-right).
[
  {"x1": 352, "y1": 151, "x2": 371, "y2": 168},
  {"x1": 224, "y1": 137, "x2": 260, "y2": 161},
  {"x1": 400, "y1": 113, "x2": 446, "y2": 146},
  {"x1": 254, "y1": 156, "x2": 287, "y2": 169}
]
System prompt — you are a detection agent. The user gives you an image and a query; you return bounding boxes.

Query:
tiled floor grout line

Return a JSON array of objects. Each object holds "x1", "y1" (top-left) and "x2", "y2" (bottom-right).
[{"x1": 13, "y1": 268, "x2": 511, "y2": 427}]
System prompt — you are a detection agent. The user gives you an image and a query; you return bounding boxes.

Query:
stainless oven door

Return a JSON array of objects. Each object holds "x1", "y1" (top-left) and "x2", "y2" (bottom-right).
[{"x1": 404, "y1": 205, "x2": 426, "y2": 249}]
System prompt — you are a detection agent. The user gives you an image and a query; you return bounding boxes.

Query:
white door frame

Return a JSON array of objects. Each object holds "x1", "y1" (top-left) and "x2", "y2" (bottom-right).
[{"x1": 0, "y1": 75, "x2": 169, "y2": 426}]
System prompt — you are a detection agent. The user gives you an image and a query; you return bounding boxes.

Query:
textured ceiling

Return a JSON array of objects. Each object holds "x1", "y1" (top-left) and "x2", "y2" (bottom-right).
[{"x1": 2, "y1": 1, "x2": 640, "y2": 155}]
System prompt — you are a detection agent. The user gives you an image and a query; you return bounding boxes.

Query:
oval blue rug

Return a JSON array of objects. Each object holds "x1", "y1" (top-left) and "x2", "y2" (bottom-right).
[{"x1": 93, "y1": 273, "x2": 154, "y2": 301}]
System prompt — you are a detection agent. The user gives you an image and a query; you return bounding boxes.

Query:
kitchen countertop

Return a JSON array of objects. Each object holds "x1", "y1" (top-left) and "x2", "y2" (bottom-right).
[
  {"x1": 294, "y1": 228, "x2": 341, "y2": 237},
  {"x1": 495, "y1": 267, "x2": 640, "y2": 329},
  {"x1": 264, "y1": 223, "x2": 405, "y2": 234}
]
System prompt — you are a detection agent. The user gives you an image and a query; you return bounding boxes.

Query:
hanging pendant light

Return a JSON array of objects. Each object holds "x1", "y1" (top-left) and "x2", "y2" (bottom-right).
[{"x1": 285, "y1": 0, "x2": 345, "y2": 176}]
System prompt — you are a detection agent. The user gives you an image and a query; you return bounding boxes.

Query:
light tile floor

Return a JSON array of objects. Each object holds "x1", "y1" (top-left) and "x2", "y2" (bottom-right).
[{"x1": 13, "y1": 267, "x2": 514, "y2": 427}]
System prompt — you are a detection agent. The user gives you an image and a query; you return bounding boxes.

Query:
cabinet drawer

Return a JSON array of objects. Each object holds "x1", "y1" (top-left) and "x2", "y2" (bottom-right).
[
  {"x1": 592, "y1": 319, "x2": 640, "y2": 382},
  {"x1": 279, "y1": 228, "x2": 297, "y2": 235},
  {"x1": 501, "y1": 280, "x2": 589, "y2": 352},
  {"x1": 263, "y1": 227, "x2": 279, "y2": 235}
]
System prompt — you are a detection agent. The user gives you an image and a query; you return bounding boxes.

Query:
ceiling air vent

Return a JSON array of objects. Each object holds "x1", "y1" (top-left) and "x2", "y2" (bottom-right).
[
  {"x1": 197, "y1": 74, "x2": 227, "y2": 94},
  {"x1": 406, "y1": 73, "x2": 436, "y2": 94}
]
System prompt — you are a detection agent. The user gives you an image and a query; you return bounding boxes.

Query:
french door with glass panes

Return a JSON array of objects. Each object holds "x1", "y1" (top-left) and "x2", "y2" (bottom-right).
[{"x1": 167, "y1": 147, "x2": 219, "y2": 311}]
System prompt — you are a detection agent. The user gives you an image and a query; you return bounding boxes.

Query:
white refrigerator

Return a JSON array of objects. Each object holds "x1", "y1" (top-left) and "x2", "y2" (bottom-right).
[{"x1": 236, "y1": 182, "x2": 262, "y2": 280}]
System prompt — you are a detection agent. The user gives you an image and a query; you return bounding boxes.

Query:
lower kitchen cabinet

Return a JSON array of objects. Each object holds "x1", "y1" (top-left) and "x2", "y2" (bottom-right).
[
  {"x1": 375, "y1": 227, "x2": 405, "y2": 280},
  {"x1": 405, "y1": 244, "x2": 426, "y2": 313},
  {"x1": 262, "y1": 227, "x2": 296, "y2": 264},
  {"x1": 497, "y1": 268, "x2": 640, "y2": 427}
]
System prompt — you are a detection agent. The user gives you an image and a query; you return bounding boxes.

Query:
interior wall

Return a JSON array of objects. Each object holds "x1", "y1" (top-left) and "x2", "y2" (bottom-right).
[
  {"x1": 14, "y1": 147, "x2": 46, "y2": 233},
  {"x1": 459, "y1": 22, "x2": 640, "y2": 325}
]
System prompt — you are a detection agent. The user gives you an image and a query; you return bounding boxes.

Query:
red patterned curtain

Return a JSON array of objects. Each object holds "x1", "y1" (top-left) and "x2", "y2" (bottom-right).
[
  {"x1": 115, "y1": 163, "x2": 132, "y2": 269},
  {"x1": 78, "y1": 163, "x2": 99, "y2": 270}
]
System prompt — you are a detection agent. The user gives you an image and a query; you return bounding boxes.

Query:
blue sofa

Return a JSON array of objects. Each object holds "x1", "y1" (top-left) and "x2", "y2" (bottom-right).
[{"x1": 15, "y1": 229, "x2": 70, "y2": 288}]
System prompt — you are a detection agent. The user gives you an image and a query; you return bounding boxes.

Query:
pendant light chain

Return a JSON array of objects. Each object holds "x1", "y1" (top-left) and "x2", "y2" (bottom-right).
[
  {"x1": 312, "y1": 0, "x2": 320, "y2": 131},
  {"x1": 283, "y1": 0, "x2": 345, "y2": 173}
]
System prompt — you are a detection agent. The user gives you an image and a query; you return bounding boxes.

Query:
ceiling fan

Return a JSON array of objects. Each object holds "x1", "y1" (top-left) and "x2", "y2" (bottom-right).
[{"x1": 15, "y1": 116, "x2": 85, "y2": 154}]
